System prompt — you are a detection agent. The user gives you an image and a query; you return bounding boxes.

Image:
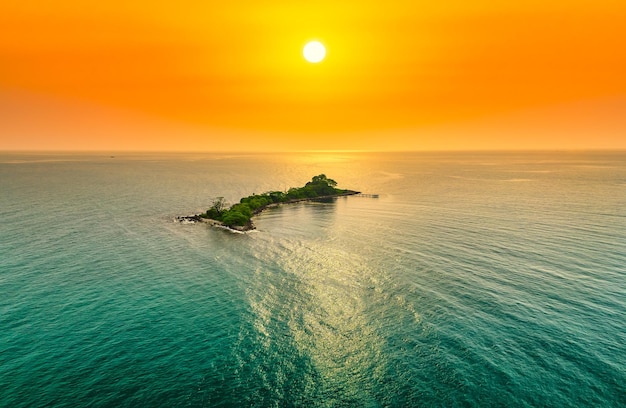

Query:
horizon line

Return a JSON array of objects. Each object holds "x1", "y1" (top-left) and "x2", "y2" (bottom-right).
[{"x1": 2, "y1": 148, "x2": 626, "y2": 154}]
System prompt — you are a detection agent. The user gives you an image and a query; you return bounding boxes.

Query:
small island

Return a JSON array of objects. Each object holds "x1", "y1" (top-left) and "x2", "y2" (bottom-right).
[{"x1": 178, "y1": 174, "x2": 360, "y2": 231}]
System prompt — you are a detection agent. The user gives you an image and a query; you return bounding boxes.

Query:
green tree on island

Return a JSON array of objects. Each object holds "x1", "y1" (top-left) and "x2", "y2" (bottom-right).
[
  {"x1": 205, "y1": 197, "x2": 227, "y2": 220},
  {"x1": 200, "y1": 174, "x2": 355, "y2": 229}
]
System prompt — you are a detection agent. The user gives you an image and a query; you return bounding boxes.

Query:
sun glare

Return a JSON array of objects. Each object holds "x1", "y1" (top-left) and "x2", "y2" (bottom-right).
[{"x1": 303, "y1": 41, "x2": 326, "y2": 63}]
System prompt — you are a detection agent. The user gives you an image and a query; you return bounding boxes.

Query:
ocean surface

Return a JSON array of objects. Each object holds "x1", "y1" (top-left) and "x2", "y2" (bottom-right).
[{"x1": 1, "y1": 151, "x2": 624, "y2": 407}]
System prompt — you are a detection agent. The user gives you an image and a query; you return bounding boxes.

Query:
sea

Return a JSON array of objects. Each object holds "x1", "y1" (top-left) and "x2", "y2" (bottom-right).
[{"x1": 1, "y1": 151, "x2": 624, "y2": 407}]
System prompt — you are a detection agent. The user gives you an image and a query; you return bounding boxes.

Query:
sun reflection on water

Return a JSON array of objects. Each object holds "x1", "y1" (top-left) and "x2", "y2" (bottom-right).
[
  {"x1": 278, "y1": 241, "x2": 387, "y2": 402},
  {"x1": 234, "y1": 188, "x2": 426, "y2": 404}
]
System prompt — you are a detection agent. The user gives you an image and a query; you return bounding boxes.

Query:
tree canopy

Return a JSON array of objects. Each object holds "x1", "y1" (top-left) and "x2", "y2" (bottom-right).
[{"x1": 200, "y1": 175, "x2": 349, "y2": 228}]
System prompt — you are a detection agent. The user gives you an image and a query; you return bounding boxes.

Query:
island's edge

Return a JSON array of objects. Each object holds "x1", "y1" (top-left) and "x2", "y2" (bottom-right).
[{"x1": 177, "y1": 190, "x2": 361, "y2": 232}]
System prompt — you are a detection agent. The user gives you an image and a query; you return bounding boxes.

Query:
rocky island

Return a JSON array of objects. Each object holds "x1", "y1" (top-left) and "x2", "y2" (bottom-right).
[{"x1": 177, "y1": 174, "x2": 360, "y2": 231}]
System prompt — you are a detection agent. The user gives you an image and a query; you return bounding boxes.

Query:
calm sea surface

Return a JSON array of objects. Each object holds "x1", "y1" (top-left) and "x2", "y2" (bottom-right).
[{"x1": 1, "y1": 151, "x2": 625, "y2": 407}]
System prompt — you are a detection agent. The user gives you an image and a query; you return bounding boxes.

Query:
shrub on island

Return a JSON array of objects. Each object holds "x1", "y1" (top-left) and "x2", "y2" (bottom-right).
[{"x1": 203, "y1": 174, "x2": 351, "y2": 229}]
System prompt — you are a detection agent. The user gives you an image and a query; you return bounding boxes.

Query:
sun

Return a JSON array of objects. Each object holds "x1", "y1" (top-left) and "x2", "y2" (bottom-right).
[{"x1": 303, "y1": 41, "x2": 326, "y2": 63}]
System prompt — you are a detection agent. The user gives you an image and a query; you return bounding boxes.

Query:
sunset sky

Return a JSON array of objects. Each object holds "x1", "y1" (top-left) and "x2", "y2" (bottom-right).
[{"x1": 1, "y1": 1, "x2": 625, "y2": 151}]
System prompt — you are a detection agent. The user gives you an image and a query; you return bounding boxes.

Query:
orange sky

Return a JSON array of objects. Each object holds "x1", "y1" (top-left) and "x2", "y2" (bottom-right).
[{"x1": 1, "y1": 1, "x2": 625, "y2": 151}]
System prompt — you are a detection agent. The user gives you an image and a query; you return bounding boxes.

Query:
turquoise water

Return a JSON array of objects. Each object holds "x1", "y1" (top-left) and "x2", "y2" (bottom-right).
[{"x1": 1, "y1": 151, "x2": 625, "y2": 407}]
